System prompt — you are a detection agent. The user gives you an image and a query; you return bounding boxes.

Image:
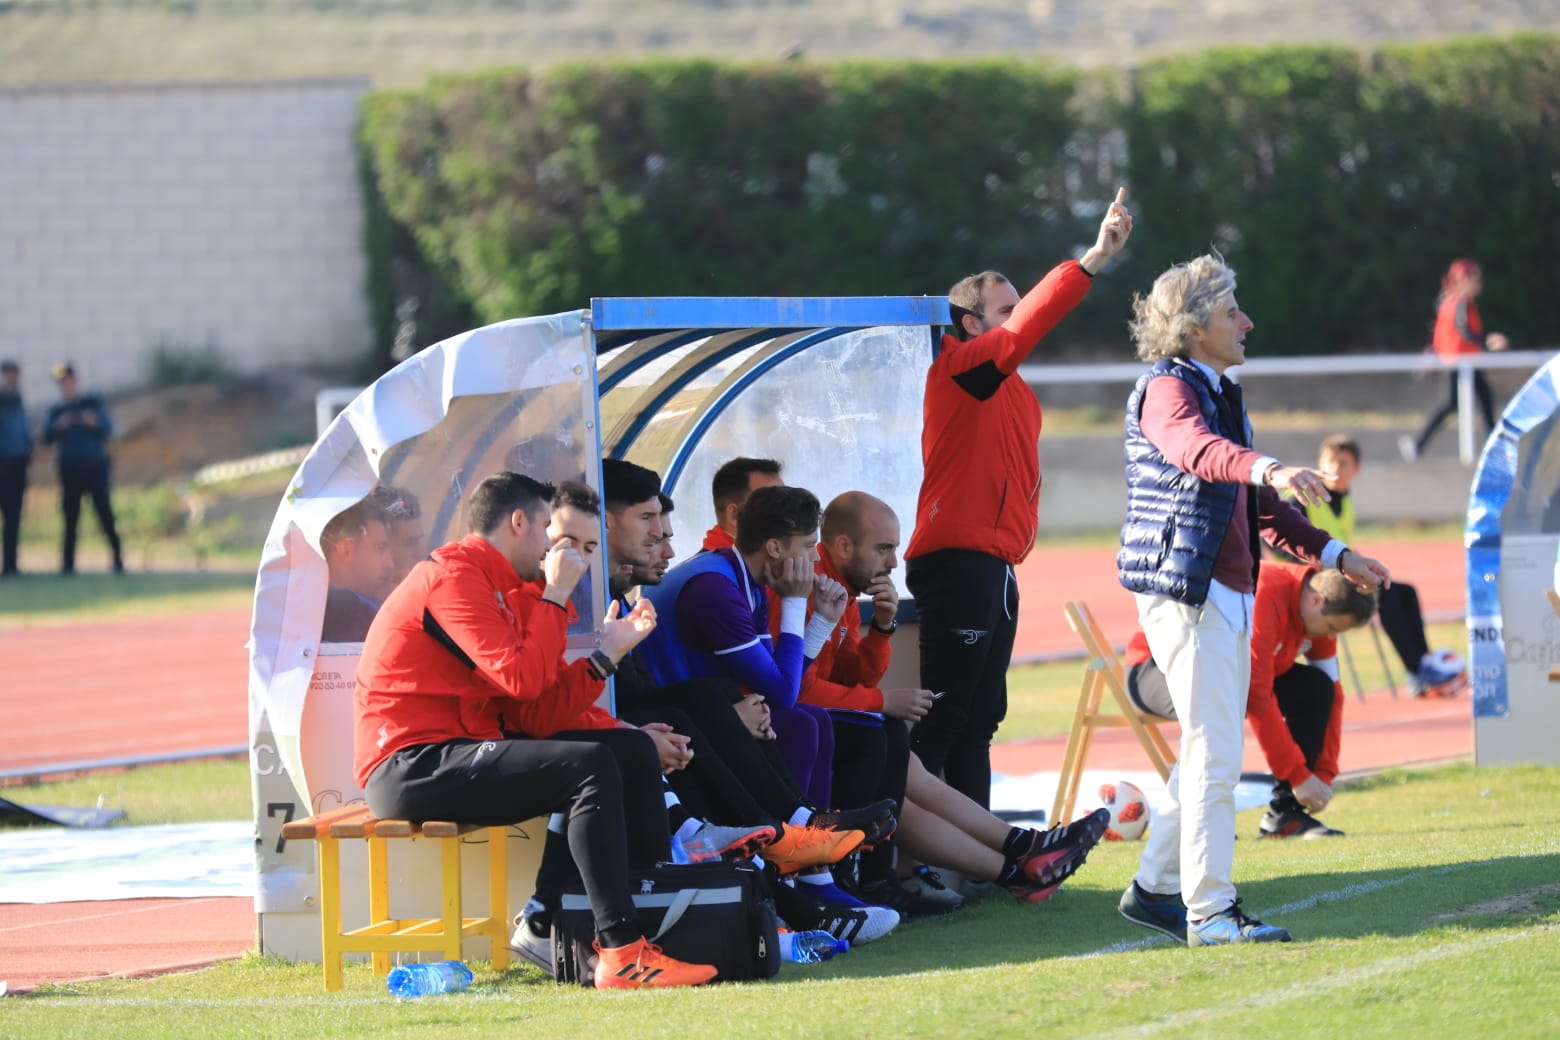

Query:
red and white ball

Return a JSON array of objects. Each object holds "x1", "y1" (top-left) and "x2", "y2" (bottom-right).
[{"x1": 1098, "y1": 780, "x2": 1149, "y2": 841}]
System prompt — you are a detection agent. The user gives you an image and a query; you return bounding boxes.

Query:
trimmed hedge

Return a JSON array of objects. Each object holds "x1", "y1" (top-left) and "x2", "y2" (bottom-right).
[{"x1": 359, "y1": 35, "x2": 1559, "y2": 366}]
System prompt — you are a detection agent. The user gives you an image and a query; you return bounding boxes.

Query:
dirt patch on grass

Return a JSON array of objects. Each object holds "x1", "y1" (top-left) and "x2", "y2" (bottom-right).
[{"x1": 1434, "y1": 882, "x2": 1560, "y2": 922}]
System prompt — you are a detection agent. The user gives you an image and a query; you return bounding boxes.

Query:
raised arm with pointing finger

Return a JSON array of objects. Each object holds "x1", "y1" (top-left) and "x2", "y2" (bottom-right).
[{"x1": 906, "y1": 187, "x2": 1135, "y2": 809}]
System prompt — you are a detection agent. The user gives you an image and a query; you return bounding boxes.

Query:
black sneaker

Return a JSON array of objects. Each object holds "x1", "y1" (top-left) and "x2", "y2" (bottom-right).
[
  {"x1": 811, "y1": 798, "x2": 898, "y2": 847},
  {"x1": 857, "y1": 873, "x2": 962, "y2": 918},
  {"x1": 1259, "y1": 808, "x2": 1344, "y2": 839},
  {"x1": 1118, "y1": 881, "x2": 1187, "y2": 943},
  {"x1": 773, "y1": 879, "x2": 899, "y2": 944},
  {"x1": 1019, "y1": 808, "x2": 1110, "y2": 886}
]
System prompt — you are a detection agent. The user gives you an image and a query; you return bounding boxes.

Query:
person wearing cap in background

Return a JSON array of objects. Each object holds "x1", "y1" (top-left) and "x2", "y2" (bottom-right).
[
  {"x1": 43, "y1": 362, "x2": 124, "y2": 575},
  {"x1": 0, "y1": 360, "x2": 32, "y2": 577}
]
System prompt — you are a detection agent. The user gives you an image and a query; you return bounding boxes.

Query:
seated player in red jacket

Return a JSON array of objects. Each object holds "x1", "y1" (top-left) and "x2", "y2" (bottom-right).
[
  {"x1": 1123, "y1": 561, "x2": 1378, "y2": 839},
  {"x1": 353, "y1": 471, "x2": 715, "y2": 989}
]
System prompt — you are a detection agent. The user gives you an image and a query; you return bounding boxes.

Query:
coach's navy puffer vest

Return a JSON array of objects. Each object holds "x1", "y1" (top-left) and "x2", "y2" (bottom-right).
[{"x1": 1117, "y1": 357, "x2": 1258, "y2": 607}]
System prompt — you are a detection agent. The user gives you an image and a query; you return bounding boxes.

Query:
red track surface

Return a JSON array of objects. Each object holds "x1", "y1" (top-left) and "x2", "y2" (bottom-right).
[{"x1": 0, "y1": 538, "x2": 1471, "y2": 993}]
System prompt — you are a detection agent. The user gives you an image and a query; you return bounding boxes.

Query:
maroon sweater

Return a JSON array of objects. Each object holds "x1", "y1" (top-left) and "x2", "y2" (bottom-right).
[{"x1": 1140, "y1": 375, "x2": 1330, "y2": 592}]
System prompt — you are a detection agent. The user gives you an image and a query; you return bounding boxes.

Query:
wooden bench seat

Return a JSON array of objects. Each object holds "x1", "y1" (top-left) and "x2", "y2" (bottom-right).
[{"x1": 282, "y1": 805, "x2": 510, "y2": 991}]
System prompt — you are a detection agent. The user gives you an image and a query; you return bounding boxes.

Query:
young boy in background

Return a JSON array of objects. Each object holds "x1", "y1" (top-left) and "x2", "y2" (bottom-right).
[{"x1": 1303, "y1": 435, "x2": 1465, "y2": 696}]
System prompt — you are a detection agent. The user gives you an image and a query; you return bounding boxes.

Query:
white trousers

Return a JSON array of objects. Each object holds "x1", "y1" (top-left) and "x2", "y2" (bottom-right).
[{"x1": 1132, "y1": 592, "x2": 1251, "y2": 920}]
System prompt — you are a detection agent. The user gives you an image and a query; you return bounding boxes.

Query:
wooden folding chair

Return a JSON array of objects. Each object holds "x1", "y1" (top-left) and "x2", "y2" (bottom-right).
[{"x1": 1051, "y1": 601, "x2": 1176, "y2": 827}]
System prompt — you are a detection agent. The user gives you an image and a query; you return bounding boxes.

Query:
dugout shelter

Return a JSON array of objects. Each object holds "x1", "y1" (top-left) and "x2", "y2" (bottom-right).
[{"x1": 246, "y1": 296, "x2": 942, "y2": 962}]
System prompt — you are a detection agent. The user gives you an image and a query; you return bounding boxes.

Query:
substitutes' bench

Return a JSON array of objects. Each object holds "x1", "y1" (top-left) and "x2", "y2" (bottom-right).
[{"x1": 281, "y1": 804, "x2": 511, "y2": 991}]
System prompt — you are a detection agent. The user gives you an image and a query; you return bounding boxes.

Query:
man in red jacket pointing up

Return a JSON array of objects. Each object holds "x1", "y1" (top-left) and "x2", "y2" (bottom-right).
[{"x1": 905, "y1": 188, "x2": 1134, "y2": 808}]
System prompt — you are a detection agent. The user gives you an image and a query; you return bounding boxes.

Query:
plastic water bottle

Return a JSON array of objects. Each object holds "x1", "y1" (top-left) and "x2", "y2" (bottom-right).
[
  {"x1": 779, "y1": 930, "x2": 849, "y2": 963},
  {"x1": 386, "y1": 960, "x2": 474, "y2": 997}
]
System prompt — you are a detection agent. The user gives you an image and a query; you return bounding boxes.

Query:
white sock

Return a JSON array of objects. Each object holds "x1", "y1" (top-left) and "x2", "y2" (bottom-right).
[
  {"x1": 670, "y1": 817, "x2": 700, "y2": 865},
  {"x1": 798, "y1": 870, "x2": 835, "y2": 887}
]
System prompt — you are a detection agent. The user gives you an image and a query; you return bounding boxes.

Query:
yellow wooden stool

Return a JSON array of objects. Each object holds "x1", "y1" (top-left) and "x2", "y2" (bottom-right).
[{"x1": 282, "y1": 804, "x2": 511, "y2": 991}]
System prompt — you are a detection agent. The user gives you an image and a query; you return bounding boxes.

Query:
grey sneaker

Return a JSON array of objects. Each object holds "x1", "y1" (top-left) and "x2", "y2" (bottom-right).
[
  {"x1": 899, "y1": 866, "x2": 965, "y2": 914},
  {"x1": 1118, "y1": 881, "x2": 1188, "y2": 943},
  {"x1": 1398, "y1": 434, "x2": 1419, "y2": 463},
  {"x1": 1187, "y1": 899, "x2": 1292, "y2": 946},
  {"x1": 679, "y1": 821, "x2": 777, "y2": 863}
]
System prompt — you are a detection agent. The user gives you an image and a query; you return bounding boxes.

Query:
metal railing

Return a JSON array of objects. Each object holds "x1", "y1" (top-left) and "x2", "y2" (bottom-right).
[{"x1": 1020, "y1": 348, "x2": 1555, "y2": 464}]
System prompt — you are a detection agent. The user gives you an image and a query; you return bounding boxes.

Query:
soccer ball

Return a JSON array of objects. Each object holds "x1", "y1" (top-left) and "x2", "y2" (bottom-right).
[{"x1": 1098, "y1": 780, "x2": 1149, "y2": 841}]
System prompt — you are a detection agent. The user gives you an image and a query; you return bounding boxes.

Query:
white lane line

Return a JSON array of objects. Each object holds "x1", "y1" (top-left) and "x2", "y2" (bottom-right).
[
  {"x1": 1088, "y1": 923, "x2": 1558, "y2": 1039},
  {"x1": 1076, "y1": 839, "x2": 1560, "y2": 961}
]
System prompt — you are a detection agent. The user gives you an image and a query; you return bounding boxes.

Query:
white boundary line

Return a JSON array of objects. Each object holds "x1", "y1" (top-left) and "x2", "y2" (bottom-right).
[
  {"x1": 1074, "y1": 837, "x2": 1560, "y2": 960},
  {"x1": 1088, "y1": 923, "x2": 1558, "y2": 1040}
]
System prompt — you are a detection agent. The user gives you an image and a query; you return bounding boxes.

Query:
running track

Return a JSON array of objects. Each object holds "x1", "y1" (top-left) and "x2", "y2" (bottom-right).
[{"x1": 0, "y1": 537, "x2": 1471, "y2": 991}]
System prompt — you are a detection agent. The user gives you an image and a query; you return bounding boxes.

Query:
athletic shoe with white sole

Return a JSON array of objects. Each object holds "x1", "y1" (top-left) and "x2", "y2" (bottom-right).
[
  {"x1": 1118, "y1": 881, "x2": 1188, "y2": 943},
  {"x1": 1259, "y1": 808, "x2": 1344, "y2": 839},
  {"x1": 1187, "y1": 899, "x2": 1291, "y2": 946},
  {"x1": 774, "y1": 879, "x2": 901, "y2": 945},
  {"x1": 508, "y1": 914, "x2": 556, "y2": 975}
]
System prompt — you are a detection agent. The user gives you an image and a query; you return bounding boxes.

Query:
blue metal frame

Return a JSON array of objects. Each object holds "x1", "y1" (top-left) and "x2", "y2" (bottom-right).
[
  {"x1": 660, "y1": 326, "x2": 855, "y2": 493},
  {"x1": 598, "y1": 329, "x2": 730, "y2": 394},
  {"x1": 604, "y1": 329, "x2": 790, "y2": 456},
  {"x1": 591, "y1": 296, "x2": 950, "y2": 332}
]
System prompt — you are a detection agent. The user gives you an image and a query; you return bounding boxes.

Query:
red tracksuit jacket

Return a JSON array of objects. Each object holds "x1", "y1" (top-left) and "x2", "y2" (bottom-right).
[
  {"x1": 353, "y1": 534, "x2": 611, "y2": 787},
  {"x1": 906, "y1": 260, "x2": 1093, "y2": 565}
]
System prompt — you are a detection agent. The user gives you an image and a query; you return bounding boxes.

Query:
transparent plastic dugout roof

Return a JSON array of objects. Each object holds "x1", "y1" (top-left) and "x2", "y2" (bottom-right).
[{"x1": 591, "y1": 296, "x2": 947, "y2": 582}]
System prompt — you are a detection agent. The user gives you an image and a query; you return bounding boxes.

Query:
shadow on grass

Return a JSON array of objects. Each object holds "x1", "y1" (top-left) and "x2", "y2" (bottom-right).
[
  {"x1": 0, "y1": 568, "x2": 255, "y2": 622},
  {"x1": 797, "y1": 851, "x2": 1560, "y2": 980}
]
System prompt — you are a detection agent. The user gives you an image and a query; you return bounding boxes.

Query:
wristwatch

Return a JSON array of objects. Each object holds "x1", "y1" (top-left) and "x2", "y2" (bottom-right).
[{"x1": 871, "y1": 618, "x2": 899, "y2": 635}]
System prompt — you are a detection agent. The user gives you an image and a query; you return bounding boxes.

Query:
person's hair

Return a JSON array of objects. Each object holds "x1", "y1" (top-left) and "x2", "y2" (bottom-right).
[
  {"x1": 947, "y1": 271, "x2": 1010, "y2": 342},
  {"x1": 322, "y1": 498, "x2": 388, "y2": 554},
  {"x1": 711, "y1": 457, "x2": 783, "y2": 512},
  {"x1": 601, "y1": 458, "x2": 663, "y2": 512},
  {"x1": 1319, "y1": 434, "x2": 1360, "y2": 465},
  {"x1": 368, "y1": 484, "x2": 422, "y2": 523},
  {"x1": 466, "y1": 471, "x2": 554, "y2": 535},
  {"x1": 735, "y1": 485, "x2": 821, "y2": 554},
  {"x1": 1129, "y1": 252, "x2": 1238, "y2": 362},
  {"x1": 0, "y1": 360, "x2": 18, "y2": 375},
  {"x1": 658, "y1": 492, "x2": 675, "y2": 516},
  {"x1": 821, "y1": 492, "x2": 866, "y2": 543},
  {"x1": 1309, "y1": 569, "x2": 1378, "y2": 626},
  {"x1": 1443, "y1": 258, "x2": 1481, "y2": 291},
  {"x1": 51, "y1": 361, "x2": 77, "y2": 381},
  {"x1": 552, "y1": 480, "x2": 601, "y2": 517}
]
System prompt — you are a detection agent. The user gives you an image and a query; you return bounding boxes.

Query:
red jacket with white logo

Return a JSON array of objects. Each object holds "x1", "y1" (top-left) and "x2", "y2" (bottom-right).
[
  {"x1": 352, "y1": 534, "x2": 612, "y2": 787},
  {"x1": 906, "y1": 260, "x2": 1093, "y2": 565},
  {"x1": 1125, "y1": 561, "x2": 1343, "y2": 786}
]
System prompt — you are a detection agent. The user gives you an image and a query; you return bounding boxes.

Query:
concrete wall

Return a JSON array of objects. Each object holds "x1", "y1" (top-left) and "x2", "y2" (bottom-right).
[{"x1": 0, "y1": 80, "x2": 372, "y2": 404}]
